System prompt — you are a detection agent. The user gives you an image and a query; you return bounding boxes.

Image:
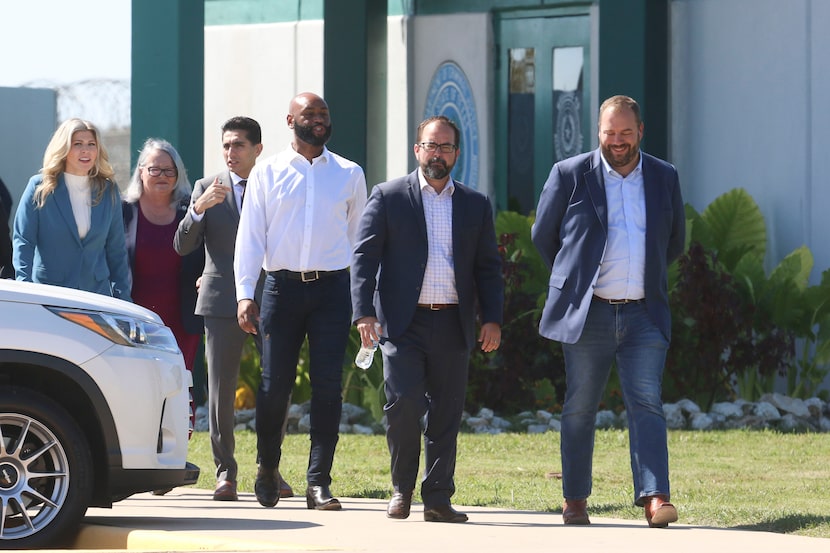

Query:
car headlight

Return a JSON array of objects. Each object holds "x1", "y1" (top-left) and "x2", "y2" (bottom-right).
[{"x1": 46, "y1": 307, "x2": 181, "y2": 354}]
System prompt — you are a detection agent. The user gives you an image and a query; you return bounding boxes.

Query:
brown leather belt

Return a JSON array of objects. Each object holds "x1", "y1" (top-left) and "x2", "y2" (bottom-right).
[
  {"x1": 592, "y1": 295, "x2": 644, "y2": 305},
  {"x1": 416, "y1": 303, "x2": 458, "y2": 311},
  {"x1": 269, "y1": 269, "x2": 347, "y2": 282}
]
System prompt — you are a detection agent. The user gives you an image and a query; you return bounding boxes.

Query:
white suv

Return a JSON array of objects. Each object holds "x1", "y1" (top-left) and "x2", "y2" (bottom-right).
[{"x1": 0, "y1": 279, "x2": 198, "y2": 548}]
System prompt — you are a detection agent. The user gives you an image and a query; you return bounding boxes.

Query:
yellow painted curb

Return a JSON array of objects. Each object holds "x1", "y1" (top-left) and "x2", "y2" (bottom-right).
[{"x1": 71, "y1": 523, "x2": 330, "y2": 551}]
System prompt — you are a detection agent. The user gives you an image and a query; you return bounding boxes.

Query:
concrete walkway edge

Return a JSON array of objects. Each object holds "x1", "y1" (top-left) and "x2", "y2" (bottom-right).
[{"x1": 45, "y1": 488, "x2": 830, "y2": 553}]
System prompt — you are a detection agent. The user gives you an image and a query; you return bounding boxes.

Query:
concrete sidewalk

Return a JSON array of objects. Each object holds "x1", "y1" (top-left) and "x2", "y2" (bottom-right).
[{"x1": 51, "y1": 487, "x2": 829, "y2": 552}]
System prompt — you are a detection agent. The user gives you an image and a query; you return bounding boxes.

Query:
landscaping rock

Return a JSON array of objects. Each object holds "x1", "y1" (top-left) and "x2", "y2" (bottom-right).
[{"x1": 210, "y1": 395, "x2": 830, "y2": 435}]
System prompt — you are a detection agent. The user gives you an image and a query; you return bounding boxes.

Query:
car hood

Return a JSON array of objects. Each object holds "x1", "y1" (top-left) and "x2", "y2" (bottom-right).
[{"x1": 0, "y1": 280, "x2": 162, "y2": 324}]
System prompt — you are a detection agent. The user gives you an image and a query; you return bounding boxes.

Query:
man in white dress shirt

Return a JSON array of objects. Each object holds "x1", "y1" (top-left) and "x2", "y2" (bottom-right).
[{"x1": 234, "y1": 92, "x2": 367, "y2": 510}]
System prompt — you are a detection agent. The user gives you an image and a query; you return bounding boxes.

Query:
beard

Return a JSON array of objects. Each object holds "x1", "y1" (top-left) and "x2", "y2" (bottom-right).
[
  {"x1": 601, "y1": 141, "x2": 640, "y2": 170},
  {"x1": 294, "y1": 121, "x2": 332, "y2": 147},
  {"x1": 422, "y1": 157, "x2": 453, "y2": 180}
]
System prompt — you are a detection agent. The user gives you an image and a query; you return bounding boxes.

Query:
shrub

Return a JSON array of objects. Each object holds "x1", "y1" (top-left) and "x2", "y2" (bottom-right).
[{"x1": 466, "y1": 212, "x2": 566, "y2": 414}]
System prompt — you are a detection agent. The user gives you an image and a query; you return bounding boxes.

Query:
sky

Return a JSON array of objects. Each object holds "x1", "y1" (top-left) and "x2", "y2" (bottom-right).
[{"x1": 0, "y1": 0, "x2": 131, "y2": 87}]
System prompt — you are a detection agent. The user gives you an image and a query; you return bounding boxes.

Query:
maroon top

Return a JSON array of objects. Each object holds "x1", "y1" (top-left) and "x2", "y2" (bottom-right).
[{"x1": 131, "y1": 207, "x2": 200, "y2": 370}]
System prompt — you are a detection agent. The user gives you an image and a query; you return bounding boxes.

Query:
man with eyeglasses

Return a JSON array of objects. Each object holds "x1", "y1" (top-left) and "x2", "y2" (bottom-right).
[
  {"x1": 235, "y1": 93, "x2": 367, "y2": 510},
  {"x1": 351, "y1": 115, "x2": 504, "y2": 523}
]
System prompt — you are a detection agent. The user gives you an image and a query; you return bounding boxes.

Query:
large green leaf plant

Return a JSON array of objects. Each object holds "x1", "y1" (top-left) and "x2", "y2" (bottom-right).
[{"x1": 676, "y1": 188, "x2": 830, "y2": 401}]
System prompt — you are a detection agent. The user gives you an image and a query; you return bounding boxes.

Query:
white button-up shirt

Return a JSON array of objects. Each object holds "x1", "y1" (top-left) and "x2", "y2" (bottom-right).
[
  {"x1": 593, "y1": 152, "x2": 646, "y2": 300},
  {"x1": 234, "y1": 145, "x2": 367, "y2": 301}
]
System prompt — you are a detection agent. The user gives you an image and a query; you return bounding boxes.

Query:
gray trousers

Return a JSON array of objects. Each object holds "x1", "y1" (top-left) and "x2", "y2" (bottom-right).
[
  {"x1": 204, "y1": 316, "x2": 251, "y2": 482},
  {"x1": 204, "y1": 315, "x2": 290, "y2": 483}
]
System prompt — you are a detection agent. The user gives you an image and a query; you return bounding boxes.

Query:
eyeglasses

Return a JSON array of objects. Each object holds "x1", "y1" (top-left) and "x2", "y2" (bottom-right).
[
  {"x1": 144, "y1": 166, "x2": 178, "y2": 177},
  {"x1": 417, "y1": 142, "x2": 458, "y2": 153}
]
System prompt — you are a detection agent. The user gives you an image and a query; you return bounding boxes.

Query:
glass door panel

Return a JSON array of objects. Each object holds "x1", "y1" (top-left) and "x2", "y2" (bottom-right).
[{"x1": 496, "y1": 15, "x2": 590, "y2": 214}]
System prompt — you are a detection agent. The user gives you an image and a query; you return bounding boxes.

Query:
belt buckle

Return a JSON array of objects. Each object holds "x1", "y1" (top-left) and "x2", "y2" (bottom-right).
[
  {"x1": 429, "y1": 304, "x2": 440, "y2": 311},
  {"x1": 300, "y1": 271, "x2": 319, "y2": 282},
  {"x1": 607, "y1": 298, "x2": 627, "y2": 305}
]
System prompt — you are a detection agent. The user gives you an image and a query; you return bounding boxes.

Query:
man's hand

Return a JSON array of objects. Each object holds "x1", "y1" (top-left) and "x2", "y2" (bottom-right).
[
  {"x1": 194, "y1": 177, "x2": 231, "y2": 214},
  {"x1": 478, "y1": 322, "x2": 502, "y2": 353},
  {"x1": 355, "y1": 316, "x2": 382, "y2": 348},
  {"x1": 237, "y1": 299, "x2": 260, "y2": 335}
]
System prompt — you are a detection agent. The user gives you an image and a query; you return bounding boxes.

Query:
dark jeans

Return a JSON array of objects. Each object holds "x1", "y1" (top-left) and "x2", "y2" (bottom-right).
[
  {"x1": 256, "y1": 270, "x2": 351, "y2": 486},
  {"x1": 560, "y1": 298, "x2": 670, "y2": 506}
]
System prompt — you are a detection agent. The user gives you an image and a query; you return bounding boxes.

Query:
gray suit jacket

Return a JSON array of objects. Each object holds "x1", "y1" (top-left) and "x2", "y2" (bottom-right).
[
  {"x1": 531, "y1": 149, "x2": 685, "y2": 344},
  {"x1": 174, "y1": 170, "x2": 260, "y2": 318}
]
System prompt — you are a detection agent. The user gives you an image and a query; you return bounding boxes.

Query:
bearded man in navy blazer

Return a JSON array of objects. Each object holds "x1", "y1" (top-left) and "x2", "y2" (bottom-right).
[
  {"x1": 532, "y1": 96, "x2": 685, "y2": 528},
  {"x1": 351, "y1": 115, "x2": 504, "y2": 523}
]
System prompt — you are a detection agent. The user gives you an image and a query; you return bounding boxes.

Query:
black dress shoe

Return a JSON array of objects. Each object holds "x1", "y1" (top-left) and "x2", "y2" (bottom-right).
[
  {"x1": 306, "y1": 485, "x2": 341, "y2": 510},
  {"x1": 423, "y1": 504, "x2": 468, "y2": 523},
  {"x1": 387, "y1": 491, "x2": 413, "y2": 519},
  {"x1": 254, "y1": 466, "x2": 280, "y2": 508}
]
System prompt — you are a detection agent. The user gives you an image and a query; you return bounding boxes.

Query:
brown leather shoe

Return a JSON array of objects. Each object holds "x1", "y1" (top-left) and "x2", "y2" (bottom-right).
[
  {"x1": 213, "y1": 479, "x2": 238, "y2": 501},
  {"x1": 644, "y1": 495, "x2": 678, "y2": 528},
  {"x1": 423, "y1": 504, "x2": 468, "y2": 523},
  {"x1": 387, "y1": 491, "x2": 413, "y2": 519},
  {"x1": 278, "y1": 471, "x2": 294, "y2": 498},
  {"x1": 562, "y1": 499, "x2": 590, "y2": 525}
]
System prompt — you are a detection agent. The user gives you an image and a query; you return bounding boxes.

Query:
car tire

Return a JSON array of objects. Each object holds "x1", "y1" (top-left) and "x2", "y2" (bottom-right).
[{"x1": 0, "y1": 387, "x2": 93, "y2": 549}]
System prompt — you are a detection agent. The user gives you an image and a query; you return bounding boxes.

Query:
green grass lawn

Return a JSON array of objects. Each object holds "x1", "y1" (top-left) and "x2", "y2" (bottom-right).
[{"x1": 186, "y1": 429, "x2": 830, "y2": 538}]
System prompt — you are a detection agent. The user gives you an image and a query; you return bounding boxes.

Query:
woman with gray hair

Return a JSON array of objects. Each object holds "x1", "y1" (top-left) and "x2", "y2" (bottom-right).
[{"x1": 123, "y1": 139, "x2": 205, "y2": 432}]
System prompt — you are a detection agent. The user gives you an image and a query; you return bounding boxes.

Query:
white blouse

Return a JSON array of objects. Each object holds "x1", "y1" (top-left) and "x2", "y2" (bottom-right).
[{"x1": 63, "y1": 173, "x2": 92, "y2": 239}]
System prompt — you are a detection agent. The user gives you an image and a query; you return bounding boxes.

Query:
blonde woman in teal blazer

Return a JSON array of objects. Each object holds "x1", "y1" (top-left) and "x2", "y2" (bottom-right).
[{"x1": 13, "y1": 118, "x2": 132, "y2": 300}]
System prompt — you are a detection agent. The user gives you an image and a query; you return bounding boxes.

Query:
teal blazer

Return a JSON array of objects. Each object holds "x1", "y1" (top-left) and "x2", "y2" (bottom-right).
[{"x1": 13, "y1": 174, "x2": 132, "y2": 300}]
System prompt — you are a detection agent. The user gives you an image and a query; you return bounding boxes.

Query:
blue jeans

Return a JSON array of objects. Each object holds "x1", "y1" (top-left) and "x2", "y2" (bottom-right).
[
  {"x1": 256, "y1": 271, "x2": 351, "y2": 486},
  {"x1": 560, "y1": 298, "x2": 670, "y2": 506}
]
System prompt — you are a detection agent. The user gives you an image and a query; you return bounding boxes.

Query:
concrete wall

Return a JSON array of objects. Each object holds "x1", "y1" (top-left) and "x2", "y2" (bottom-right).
[
  {"x1": 0, "y1": 87, "x2": 57, "y2": 212},
  {"x1": 200, "y1": 3, "x2": 830, "y2": 279},
  {"x1": 410, "y1": 13, "x2": 493, "y2": 194},
  {"x1": 201, "y1": 13, "x2": 496, "y2": 197},
  {"x1": 384, "y1": 15, "x2": 412, "y2": 182},
  {"x1": 670, "y1": 0, "x2": 829, "y2": 279},
  {"x1": 202, "y1": 21, "x2": 324, "y2": 177}
]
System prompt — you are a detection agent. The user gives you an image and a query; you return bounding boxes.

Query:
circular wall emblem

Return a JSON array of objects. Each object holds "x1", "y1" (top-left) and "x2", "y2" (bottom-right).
[
  {"x1": 554, "y1": 91, "x2": 583, "y2": 161},
  {"x1": 423, "y1": 62, "x2": 479, "y2": 189}
]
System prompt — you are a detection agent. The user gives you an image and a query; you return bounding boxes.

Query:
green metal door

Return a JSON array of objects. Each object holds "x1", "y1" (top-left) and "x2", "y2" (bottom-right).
[{"x1": 495, "y1": 14, "x2": 591, "y2": 214}]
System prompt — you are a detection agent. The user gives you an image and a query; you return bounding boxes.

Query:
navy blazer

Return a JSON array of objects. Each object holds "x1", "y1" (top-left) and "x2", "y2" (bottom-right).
[
  {"x1": 351, "y1": 170, "x2": 504, "y2": 351},
  {"x1": 531, "y1": 149, "x2": 685, "y2": 344},
  {"x1": 13, "y1": 174, "x2": 132, "y2": 300},
  {"x1": 123, "y1": 199, "x2": 205, "y2": 335}
]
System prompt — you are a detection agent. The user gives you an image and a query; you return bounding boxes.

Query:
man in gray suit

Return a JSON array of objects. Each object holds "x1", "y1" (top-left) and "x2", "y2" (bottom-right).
[
  {"x1": 174, "y1": 116, "x2": 293, "y2": 501},
  {"x1": 532, "y1": 95, "x2": 685, "y2": 528}
]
